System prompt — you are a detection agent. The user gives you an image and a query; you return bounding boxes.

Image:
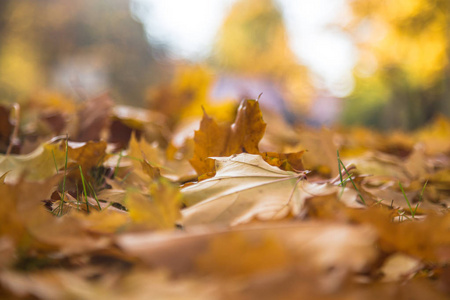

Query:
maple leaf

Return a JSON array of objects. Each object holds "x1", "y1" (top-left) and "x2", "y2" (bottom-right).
[
  {"x1": 190, "y1": 99, "x2": 265, "y2": 178},
  {"x1": 67, "y1": 140, "x2": 108, "y2": 173},
  {"x1": 190, "y1": 98, "x2": 304, "y2": 179},
  {"x1": 127, "y1": 131, "x2": 161, "y2": 169},
  {"x1": 181, "y1": 153, "x2": 358, "y2": 227},
  {"x1": 126, "y1": 177, "x2": 182, "y2": 230},
  {"x1": 0, "y1": 142, "x2": 66, "y2": 183}
]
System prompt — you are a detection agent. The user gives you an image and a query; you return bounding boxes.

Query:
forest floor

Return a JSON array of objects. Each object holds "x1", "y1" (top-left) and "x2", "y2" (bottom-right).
[{"x1": 0, "y1": 94, "x2": 449, "y2": 299}]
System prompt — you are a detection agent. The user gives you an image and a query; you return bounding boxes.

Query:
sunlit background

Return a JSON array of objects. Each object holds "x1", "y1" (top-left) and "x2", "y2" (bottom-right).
[
  {"x1": 0, "y1": 0, "x2": 449, "y2": 130},
  {"x1": 132, "y1": 0, "x2": 355, "y2": 97}
]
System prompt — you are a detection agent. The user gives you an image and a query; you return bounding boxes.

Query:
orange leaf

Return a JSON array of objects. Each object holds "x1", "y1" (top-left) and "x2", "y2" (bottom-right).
[
  {"x1": 190, "y1": 99, "x2": 304, "y2": 179},
  {"x1": 67, "y1": 140, "x2": 107, "y2": 172},
  {"x1": 261, "y1": 151, "x2": 305, "y2": 172},
  {"x1": 190, "y1": 99, "x2": 266, "y2": 178}
]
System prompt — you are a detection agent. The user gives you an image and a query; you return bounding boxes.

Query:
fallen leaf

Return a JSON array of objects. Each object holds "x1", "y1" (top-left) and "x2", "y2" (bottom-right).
[
  {"x1": 181, "y1": 153, "x2": 359, "y2": 227},
  {"x1": 260, "y1": 151, "x2": 305, "y2": 172},
  {"x1": 294, "y1": 126, "x2": 338, "y2": 177},
  {"x1": 379, "y1": 253, "x2": 422, "y2": 282},
  {"x1": 195, "y1": 232, "x2": 290, "y2": 277},
  {"x1": 67, "y1": 140, "x2": 108, "y2": 174},
  {"x1": 126, "y1": 178, "x2": 182, "y2": 230},
  {"x1": 0, "y1": 142, "x2": 66, "y2": 183},
  {"x1": 72, "y1": 93, "x2": 113, "y2": 142},
  {"x1": 189, "y1": 99, "x2": 265, "y2": 178},
  {"x1": 126, "y1": 132, "x2": 162, "y2": 178},
  {"x1": 117, "y1": 221, "x2": 378, "y2": 280},
  {"x1": 346, "y1": 207, "x2": 450, "y2": 262}
]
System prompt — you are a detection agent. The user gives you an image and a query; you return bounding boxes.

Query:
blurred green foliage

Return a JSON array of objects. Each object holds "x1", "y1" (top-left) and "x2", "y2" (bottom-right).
[{"x1": 342, "y1": 0, "x2": 450, "y2": 130}]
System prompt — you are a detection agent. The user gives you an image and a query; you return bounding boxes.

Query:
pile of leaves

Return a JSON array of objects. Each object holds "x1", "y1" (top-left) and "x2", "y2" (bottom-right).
[{"x1": 0, "y1": 94, "x2": 449, "y2": 299}]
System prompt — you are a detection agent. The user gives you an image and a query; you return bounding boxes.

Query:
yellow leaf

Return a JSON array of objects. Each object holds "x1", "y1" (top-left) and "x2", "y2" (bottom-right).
[
  {"x1": 126, "y1": 178, "x2": 182, "y2": 230},
  {"x1": 127, "y1": 132, "x2": 162, "y2": 172},
  {"x1": 0, "y1": 142, "x2": 65, "y2": 183}
]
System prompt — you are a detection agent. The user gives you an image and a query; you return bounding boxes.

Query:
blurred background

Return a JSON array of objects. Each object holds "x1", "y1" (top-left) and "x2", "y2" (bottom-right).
[{"x1": 0, "y1": 0, "x2": 449, "y2": 130}]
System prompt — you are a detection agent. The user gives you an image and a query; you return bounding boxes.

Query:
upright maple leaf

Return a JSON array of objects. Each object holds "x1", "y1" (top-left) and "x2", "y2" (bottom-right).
[
  {"x1": 190, "y1": 99, "x2": 265, "y2": 179},
  {"x1": 190, "y1": 99, "x2": 304, "y2": 179}
]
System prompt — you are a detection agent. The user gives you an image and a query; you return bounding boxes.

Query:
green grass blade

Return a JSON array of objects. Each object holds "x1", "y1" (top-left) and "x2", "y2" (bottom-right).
[
  {"x1": 337, "y1": 150, "x2": 346, "y2": 198},
  {"x1": 88, "y1": 181, "x2": 102, "y2": 210},
  {"x1": 79, "y1": 165, "x2": 89, "y2": 213},
  {"x1": 339, "y1": 159, "x2": 366, "y2": 205},
  {"x1": 58, "y1": 136, "x2": 69, "y2": 216},
  {"x1": 413, "y1": 180, "x2": 428, "y2": 216},
  {"x1": 398, "y1": 181, "x2": 414, "y2": 218},
  {"x1": 419, "y1": 180, "x2": 428, "y2": 201},
  {"x1": 337, "y1": 150, "x2": 344, "y2": 184},
  {"x1": 114, "y1": 150, "x2": 123, "y2": 178},
  {"x1": 51, "y1": 149, "x2": 59, "y2": 174}
]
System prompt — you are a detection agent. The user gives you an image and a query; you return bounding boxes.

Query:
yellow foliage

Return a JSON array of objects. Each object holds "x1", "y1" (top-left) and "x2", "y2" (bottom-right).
[
  {"x1": 0, "y1": 38, "x2": 42, "y2": 97},
  {"x1": 351, "y1": 0, "x2": 448, "y2": 88},
  {"x1": 214, "y1": 0, "x2": 296, "y2": 77}
]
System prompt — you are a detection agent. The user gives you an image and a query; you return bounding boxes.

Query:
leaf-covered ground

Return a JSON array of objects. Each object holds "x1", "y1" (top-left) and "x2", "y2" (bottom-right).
[{"x1": 0, "y1": 95, "x2": 449, "y2": 299}]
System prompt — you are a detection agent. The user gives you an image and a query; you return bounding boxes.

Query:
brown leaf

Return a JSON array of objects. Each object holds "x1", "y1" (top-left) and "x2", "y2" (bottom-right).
[
  {"x1": 261, "y1": 151, "x2": 305, "y2": 172},
  {"x1": 73, "y1": 93, "x2": 113, "y2": 142},
  {"x1": 67, "y1": 140, "x2": 108, "y2": 173},
  {"x1": 140, "y1": 160, "x2": 161, "y2": 180},
  {"x1": 347, "y1": 207, "x2": 450, "y2": 262},
  {"x1": 190, "y1": 99, "x2": 304, "y2": 179}
]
